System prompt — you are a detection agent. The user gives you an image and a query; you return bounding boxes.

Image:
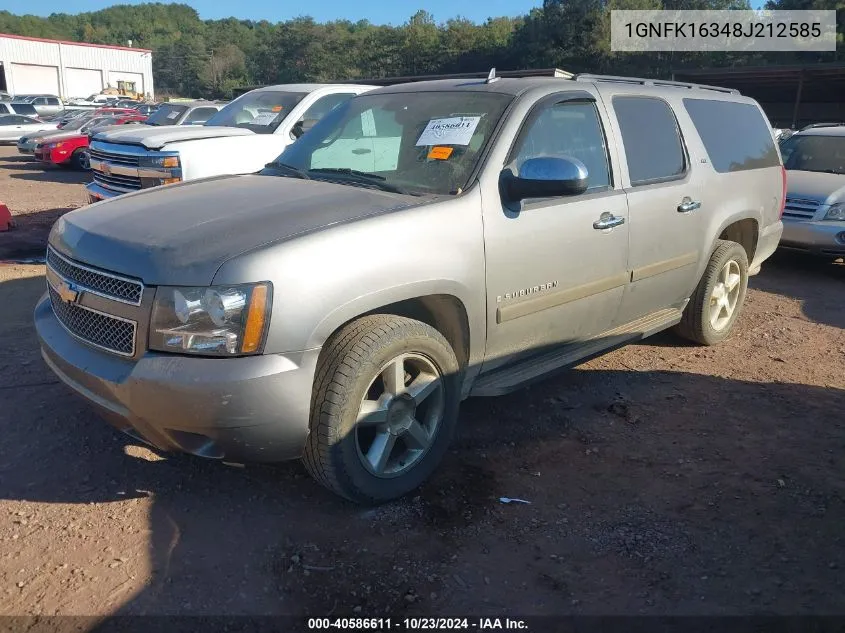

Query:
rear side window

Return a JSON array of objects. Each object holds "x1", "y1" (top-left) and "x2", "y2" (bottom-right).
[
  {"x1": 613, "y1": 96, "x2": 686, "y2": 185},
  {"x1": 683, "y1": 98, "x2": 780, "y2": 173},
  {"x1": 0, "y1": 104, "x2": 8, "y2": 114}
]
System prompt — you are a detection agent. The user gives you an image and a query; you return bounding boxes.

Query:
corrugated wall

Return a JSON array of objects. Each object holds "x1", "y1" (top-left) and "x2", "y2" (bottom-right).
[{"x1": 0, "y1": 35, "x2": 154, "y2": 99}]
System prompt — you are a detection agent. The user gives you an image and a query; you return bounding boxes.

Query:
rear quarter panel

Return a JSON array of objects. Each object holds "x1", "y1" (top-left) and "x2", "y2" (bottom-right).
[{"x1": 666, "y1": 93, "x2": 783, "y2": 285}]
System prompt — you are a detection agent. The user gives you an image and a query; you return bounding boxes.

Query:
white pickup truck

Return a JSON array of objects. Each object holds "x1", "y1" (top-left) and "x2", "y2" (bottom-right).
[{"x1": 85, "y1": 83, "x2": 377, "y2": 203}]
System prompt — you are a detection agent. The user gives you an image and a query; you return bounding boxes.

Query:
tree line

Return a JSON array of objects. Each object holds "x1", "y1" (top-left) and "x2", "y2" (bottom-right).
[{"x1": 0, "y1": 1, "x2": 841, "y2": 99}]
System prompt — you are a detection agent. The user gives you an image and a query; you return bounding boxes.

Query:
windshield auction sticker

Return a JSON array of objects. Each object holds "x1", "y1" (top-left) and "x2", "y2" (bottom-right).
[
  {"x1": 416, "y1": 116, "x2": 480, "y2": 146},
  {"x1": 610, "y1": 9, "x2": 836, "y2": 51}
]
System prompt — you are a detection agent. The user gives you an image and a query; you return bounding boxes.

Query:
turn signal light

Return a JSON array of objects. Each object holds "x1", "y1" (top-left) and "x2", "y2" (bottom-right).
[
  {"x1": 163, "y1": 178, "x2": 180, "y2": 184},
  {"x1": 162, "y1": 156, "x2": 179, "y2": 168},
  {"x1": 241, "y1": 284, "x2": 269, "y2": 353}
]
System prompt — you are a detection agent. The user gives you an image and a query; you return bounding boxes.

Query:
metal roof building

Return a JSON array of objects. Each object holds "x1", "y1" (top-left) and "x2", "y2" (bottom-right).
[{"x1": 0, "y1": 33, "x2": 154, "y2": 100}]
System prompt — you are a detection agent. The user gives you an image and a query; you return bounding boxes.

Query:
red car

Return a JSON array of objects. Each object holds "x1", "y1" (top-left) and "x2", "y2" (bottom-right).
[
  {"x1": 35, "y1": 113, "x2": 146, "y2": 170},
  {"x1": 55, "y1": 107, "x2": 140, "y2": 129}
]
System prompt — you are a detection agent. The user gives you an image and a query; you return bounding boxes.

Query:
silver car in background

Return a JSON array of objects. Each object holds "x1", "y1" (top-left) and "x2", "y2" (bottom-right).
[
  {"x1": 0, "y1": 114, "x2": 58, "y2": 142},
  {"x1": 778, "y1": 124, "x2": 845, "y2": 258}
]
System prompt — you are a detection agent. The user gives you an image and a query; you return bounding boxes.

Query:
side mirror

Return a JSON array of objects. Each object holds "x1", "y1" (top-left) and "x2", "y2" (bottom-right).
[
  {"x1": 503, "y1": 156, "x2": 589, "y2": 202},
  {"x1": 291, "y1": 118, "x2": 318, "y2": 139}
]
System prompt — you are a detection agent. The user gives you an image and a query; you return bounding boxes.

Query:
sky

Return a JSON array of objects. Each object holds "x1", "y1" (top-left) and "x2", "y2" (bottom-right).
[{"x1": 13, "y1": 0, "x2": 544, "y2": 26}]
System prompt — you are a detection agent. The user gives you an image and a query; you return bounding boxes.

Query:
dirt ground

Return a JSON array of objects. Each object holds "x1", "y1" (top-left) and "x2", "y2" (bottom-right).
[{"x1": 0, "y1": 144, "x2": 844, "y2": 619}]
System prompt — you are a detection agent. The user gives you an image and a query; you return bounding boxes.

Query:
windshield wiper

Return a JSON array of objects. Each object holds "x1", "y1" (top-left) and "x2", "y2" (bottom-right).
[
  {"x1": 309, "y1": 167, "x2": 387, "y2": 181},
  {"x1": 264, "y1": 161, "x2": 310, "y2": 179},
  {"x1": 307, "y1": 167, "x2": 412, "y2": 195}
]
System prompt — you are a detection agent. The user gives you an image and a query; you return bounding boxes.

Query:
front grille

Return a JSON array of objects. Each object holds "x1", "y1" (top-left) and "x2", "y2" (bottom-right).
[
  {"x1": 46, "y1": 247, "x2": 143, "y2": 305},
  {"x1": 92, "y1": 171, "x2": 142, "y2": 192},
  {"x1": 49, "y1": 286, "x2": 136, "y2": 356},
  {"x1": 89, "y1": 147, "x2": 141, "y2": 167},
  {"x1": 783, "y1": 197, "x2": 821, "y2": 220}
]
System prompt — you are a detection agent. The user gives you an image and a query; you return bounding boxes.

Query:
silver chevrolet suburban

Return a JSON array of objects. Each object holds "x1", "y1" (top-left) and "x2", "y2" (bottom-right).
[{"x1": 35, "y1": 72, "x2": 785, "y2": 504}]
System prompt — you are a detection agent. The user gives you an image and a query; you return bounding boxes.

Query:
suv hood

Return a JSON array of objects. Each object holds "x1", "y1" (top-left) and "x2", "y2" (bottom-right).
[
  {"x1": 92, "y1": 124, "x2": 253, "y2": 149},
  {"x1": 50, "y1": 175, "x2": 421, "y2": 285},
  {"x1": 786, "y1": 170, "x2": 845, "y2": 205}
]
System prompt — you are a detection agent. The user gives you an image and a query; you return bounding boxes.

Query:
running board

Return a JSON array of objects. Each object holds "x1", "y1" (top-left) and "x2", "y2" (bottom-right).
[{"x1": 470, "y1": 308, "x2": 683, "y2": 397}]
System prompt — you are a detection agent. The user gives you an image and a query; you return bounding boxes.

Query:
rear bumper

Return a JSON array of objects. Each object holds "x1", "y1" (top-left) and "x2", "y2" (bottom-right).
[
  {"x1": 749, "y1": 220, "x2": 783, "y2": 274},
  {"x1": 35, "y1": 292, "x2": 319, "y2": 463},
  {"x1": 780, "y1": 218, "x2": 845, "y2": 258}
]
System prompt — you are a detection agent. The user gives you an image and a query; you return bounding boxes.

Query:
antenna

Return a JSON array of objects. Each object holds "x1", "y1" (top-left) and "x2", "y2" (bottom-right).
[{"x1": 486, "y1": 68, "x2": 500, "y2": 84}]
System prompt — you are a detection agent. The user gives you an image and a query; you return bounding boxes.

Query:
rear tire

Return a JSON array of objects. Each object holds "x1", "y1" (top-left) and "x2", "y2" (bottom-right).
[
  {"x1": 302, "y1": 315, "x2": 461, "y2": 505},
  {"x1": 675, "y1": 239, "x2": 749, "y2": 346}
]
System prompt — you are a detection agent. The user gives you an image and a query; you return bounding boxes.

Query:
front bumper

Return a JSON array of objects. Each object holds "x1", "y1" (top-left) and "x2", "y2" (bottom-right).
[
  {"x1": 86, "y1": 181, "x2": 120, "y2": 203},
  {"x1": 780, "y1": 218, "x2": 845, "y2": 258},
  {"x1": 35, "y1": 292, "x2": 319, "y2": 463}
]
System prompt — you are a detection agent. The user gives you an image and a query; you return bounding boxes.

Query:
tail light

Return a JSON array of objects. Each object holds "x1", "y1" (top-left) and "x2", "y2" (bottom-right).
[{"x1": 779, "y1": 166, "x2": 787, "y2": 219}]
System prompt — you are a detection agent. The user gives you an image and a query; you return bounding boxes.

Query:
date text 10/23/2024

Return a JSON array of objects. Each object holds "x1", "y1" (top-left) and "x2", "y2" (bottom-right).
[{"x1": 307, "y1": 618, "x2": 529, "y2": 630}]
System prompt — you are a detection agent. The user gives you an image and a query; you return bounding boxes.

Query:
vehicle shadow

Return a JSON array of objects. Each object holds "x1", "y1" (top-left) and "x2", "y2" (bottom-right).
[
  {"x1": 9, "y1": 169, "x2": 90, "y2": 183},
  {"x1": 749, "y1": 251, "x2": 845, "y2": 330},
  {"x1": 2, "y1": 268, "x2": 844, "y2": 620},
  {"x1": 0, "y1": 207, "x2": 77, "y2": 261}
]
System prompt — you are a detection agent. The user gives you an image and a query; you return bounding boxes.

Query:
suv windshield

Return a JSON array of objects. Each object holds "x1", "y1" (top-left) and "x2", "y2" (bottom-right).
[
  {"x1": 205, "y1": 90, "x2": 307, "y2": 134},
  {"x1": 145, "y1": 104, "x2": 188, "y2": 126},
  {"x1": 780, "y1": 133, "x2": 845, "y2": 175},
  {"x1": 267, "y1": 91, "x2": 513, "y2": 195}
]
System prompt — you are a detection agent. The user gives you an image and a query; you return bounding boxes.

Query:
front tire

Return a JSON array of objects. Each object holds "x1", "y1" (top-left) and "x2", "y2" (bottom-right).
[
  {"x1": 303, "y1": 315, "x2": 461, "y2": 505},
  {"x1": 675, "y1": 239, "x2": 749, "y2": 346},
  {"x1": 71, "y1": 148, "x2": 90, "y2": 171}
]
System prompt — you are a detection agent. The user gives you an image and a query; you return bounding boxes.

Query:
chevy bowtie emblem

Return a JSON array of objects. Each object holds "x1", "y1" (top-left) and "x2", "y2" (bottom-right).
[
  {"x1": 101, "y1": 162, "x2": 111, "y2": 176},
  {"x1": 55, "y1": 278, "x2": 80, "y2": 304}
]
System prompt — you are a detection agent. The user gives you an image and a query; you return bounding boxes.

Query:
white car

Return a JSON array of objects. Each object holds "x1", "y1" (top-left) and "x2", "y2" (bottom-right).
[
  {"x1": 86, "y1": 83, "x2": 377, "y2": 202},
  {"x1": 0, "y1": 115, "x2": 59, "y2": 142}
]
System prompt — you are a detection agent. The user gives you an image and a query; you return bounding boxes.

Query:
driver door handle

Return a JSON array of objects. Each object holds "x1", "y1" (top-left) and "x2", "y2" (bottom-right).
[
  {"x1": 593, "y1": 213, "x2": 626, "y2": 230},
  {"x1": 678, "y1": 197, "x2": 702, "y2": 213}
]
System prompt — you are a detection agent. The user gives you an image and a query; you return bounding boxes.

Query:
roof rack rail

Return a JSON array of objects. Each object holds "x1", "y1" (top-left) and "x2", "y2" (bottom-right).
[
  {"x1": 344, "y1": 68, "x2": 573, "y2": 86},
  {"x1": 574, "y1": 73, "x2": 739, "y2": 95},
  {"x1": 800, "y1": 122, "x2": 845, "y2": 131}
]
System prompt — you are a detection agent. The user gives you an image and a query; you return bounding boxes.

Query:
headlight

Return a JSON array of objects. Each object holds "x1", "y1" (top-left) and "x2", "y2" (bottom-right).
[
  {"x1": 149, "y1": 282, "x2": 272, "y2": 356},
  {"x1": 824, "y1": 203, "x2": 845, "y2": 221},
  {"x1": 47, "y1": 142, "x2": 64, "y2": 149},
  {"x1": 140, "y1": 153, "x2": 180, "y2": 169}
]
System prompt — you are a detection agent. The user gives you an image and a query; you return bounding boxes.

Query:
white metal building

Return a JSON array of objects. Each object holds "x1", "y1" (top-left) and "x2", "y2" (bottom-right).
[{"x1": 0, "y1": 33, "x2": 154, "y2": 100}]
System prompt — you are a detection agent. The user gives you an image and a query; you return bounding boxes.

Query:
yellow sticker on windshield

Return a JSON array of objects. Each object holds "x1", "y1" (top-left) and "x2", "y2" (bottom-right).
[
  {"x1": 272, "y1": 105, "x2": 283, "y2": 112},
  {"x1": 428, "y1": 146, "x2": 454, "y2": 160}
]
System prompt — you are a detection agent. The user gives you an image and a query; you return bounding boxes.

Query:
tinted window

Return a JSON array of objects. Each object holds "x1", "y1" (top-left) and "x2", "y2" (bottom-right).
[
  {"x1": 683, "y1": 99, "x2": 780, "y2": 173},
  {"x1": 613, "y1": 96, "x2": 685, "y2": 185},
  {"x1": 12, "y1": 104, "x2": 37, "y2": 116},
  {"x1": 47, "y1": 98, "x2": 60, "y2": 105},
  {"x1": 0, "y1": 104, "x2": 8, "y2": 114},
  {"x1": 184, "y1": 107, "x2": 218, "y2": 123},
  {"x1": 512, "y1": 100, "x2": 611, "y2": 190}
]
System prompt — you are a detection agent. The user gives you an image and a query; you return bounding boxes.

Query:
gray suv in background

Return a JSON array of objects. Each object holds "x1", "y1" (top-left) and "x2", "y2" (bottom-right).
[
  {"x1": 778, "y1": 124, "x2": 845, "y2": 258},
  {"x1": 35, "y1": 72, "x2": 784, "y2": 504}
]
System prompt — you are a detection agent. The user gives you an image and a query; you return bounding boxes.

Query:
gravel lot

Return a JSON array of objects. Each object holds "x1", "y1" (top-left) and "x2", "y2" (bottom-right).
[{"x1": 1, "y1": 145, "x2": 844, "y2": 618}]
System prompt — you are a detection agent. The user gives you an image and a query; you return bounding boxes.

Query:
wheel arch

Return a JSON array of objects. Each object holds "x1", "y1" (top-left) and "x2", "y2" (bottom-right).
[{"x1": 717, "y1": 217, "x2": 759, "y2": 263}]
